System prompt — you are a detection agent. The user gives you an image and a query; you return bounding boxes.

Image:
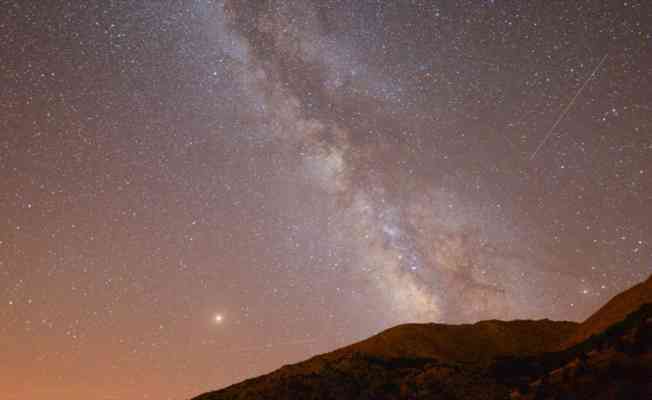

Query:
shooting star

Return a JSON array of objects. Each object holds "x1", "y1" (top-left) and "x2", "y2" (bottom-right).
[{"x1": 530, "y1": 54, "x2": 608, "y2": 160}]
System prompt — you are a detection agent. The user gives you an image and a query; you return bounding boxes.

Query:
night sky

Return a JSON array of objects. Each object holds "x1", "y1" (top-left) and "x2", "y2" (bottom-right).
[{"x1": 1, "y1": 1, "x2": 651, "y2": 399}]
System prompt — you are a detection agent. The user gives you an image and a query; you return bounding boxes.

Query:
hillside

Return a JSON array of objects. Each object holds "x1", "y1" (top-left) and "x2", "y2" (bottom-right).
[
  {"x1": 191, "y1": 275, "x2": 652, "y2": 400},
  {"x1": 324, "y1": 319, "x2": 578, "y2": 364},
  {"x1": 563, "y1": 275, "x2": 652, "y2": 347},
  {"x1": 498, "y1": 302, "x2": 652, "y2": 399}
]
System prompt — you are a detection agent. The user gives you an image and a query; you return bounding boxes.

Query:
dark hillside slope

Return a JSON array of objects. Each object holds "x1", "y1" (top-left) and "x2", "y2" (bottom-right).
[
  {"x1": 191, "y1": 275, "x2": 652, "y2": 400},
  {"x1": 564, "y1": 274, "x2": 652, "y2": 347},
  {"x1": 191, "y1": 320, "x2": 578, "y2": 399}
]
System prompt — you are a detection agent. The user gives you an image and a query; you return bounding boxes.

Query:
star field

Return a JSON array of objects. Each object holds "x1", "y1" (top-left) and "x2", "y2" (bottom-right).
[{"x1": 1, "y1": 1, "x2": 651, "y2": 399}]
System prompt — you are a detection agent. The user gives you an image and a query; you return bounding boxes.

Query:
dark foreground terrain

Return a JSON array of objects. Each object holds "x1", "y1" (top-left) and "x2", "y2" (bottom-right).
[{"x1": 192, "y1": 276, "x2": 652, "y2": 400}]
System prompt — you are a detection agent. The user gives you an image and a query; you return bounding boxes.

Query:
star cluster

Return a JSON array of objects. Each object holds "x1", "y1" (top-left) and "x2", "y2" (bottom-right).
[{"x1": 1, "y1": 1, "x2": 650, "y2": 399}]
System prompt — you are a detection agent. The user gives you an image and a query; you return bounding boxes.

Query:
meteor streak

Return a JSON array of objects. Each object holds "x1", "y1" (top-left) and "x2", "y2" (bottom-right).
[{"x1": 530, "y1": 54, "x2": 608, "y2": 160}]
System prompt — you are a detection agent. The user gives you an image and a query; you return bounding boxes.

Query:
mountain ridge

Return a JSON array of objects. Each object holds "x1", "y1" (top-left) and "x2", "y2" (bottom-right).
[
  {"x1": 563, "y1": 274, "x2": 652, "y2": 348},
  {"x1": 191, "y1": 274, "x2": 652, "y2": 400}
]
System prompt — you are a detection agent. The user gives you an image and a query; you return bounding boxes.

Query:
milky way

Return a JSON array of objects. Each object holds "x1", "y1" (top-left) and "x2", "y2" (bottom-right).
[
  {"x1": 213, "y1": 0, "x2": 554, "y2": 324},
  {"x1": 1, "y1": 1, "x2": 651, "y2": 399}
]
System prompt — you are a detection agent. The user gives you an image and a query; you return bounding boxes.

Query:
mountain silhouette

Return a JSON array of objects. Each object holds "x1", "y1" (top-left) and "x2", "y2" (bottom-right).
[
  {"x1": 563, "y1": 275, "x2": 652, "y2": 348},
  {"x1": 192, "y1": 275, "x2": 652, "y2": 400}
]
